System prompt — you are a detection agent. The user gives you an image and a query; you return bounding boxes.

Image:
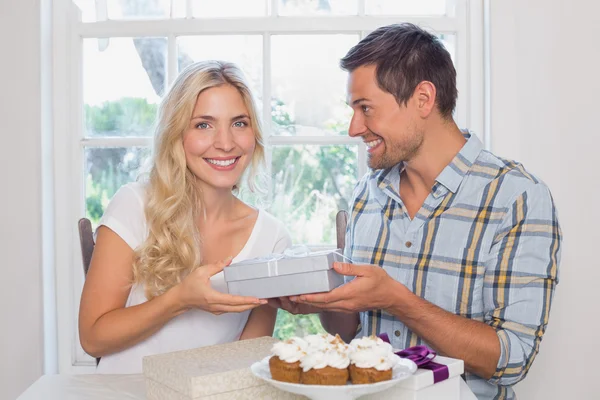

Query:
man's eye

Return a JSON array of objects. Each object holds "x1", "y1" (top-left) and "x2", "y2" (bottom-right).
[
  {"x1": 233, "y1": 121, "x2": 248, "y2": 128},
  {"x1": 196, "y1": 122, "x2": 210, "y2": 129}
]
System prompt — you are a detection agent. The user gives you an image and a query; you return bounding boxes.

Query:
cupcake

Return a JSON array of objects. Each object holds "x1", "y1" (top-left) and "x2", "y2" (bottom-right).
[
  {"x1": 269, "y1": 337, "x2": 308, "y2": 383},
  {"x1": 300, "y1": 335, "x2": 350, "y2": 385},
  {"x1": 348, "y1": 336, "x2": 401, "y2": 384}
]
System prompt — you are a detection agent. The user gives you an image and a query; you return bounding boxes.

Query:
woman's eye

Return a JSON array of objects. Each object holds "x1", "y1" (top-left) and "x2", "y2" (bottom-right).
[
  {"x1": 233, "y1": 121, "x2": 248, "y2": 128},
  {"x1": 361, "y1": 105, "x2": 370, "y2": 113},
  {"x1": 196, "y1": 122, "x2": 210, "y2": 129}
]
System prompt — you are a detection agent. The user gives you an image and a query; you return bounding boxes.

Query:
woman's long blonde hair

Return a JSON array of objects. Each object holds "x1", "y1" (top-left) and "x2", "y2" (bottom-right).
[{"x1": 133, "y1": 61, "x2": 265, "y2": 299}]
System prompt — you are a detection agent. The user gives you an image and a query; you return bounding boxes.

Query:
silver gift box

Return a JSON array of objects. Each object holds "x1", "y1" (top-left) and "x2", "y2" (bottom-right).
[{"x1": 224, "y1": 249, "x2": 345, "y2": 298}]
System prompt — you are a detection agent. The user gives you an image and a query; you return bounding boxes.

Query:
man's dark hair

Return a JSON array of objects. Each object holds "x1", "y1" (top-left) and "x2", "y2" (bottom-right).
[{"x1": 340, "y1": 23, "x2": 457, "y2": 119}]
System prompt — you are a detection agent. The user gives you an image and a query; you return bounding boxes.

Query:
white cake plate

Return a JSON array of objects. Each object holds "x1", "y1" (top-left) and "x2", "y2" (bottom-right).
[{"x1": 250, "y1": 356, "x2": 417, "y2": 400}]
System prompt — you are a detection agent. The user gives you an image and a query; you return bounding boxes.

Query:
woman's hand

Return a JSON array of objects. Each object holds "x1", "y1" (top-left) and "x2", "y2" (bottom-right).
[{"x1": 175, "y1": 258, "x2": 266, "y2": 315}]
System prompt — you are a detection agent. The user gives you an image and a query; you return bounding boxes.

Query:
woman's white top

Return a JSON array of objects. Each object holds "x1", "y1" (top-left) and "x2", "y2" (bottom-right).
[{"x1": 94, "y1": 182, "x2": 291, "y2": 374}]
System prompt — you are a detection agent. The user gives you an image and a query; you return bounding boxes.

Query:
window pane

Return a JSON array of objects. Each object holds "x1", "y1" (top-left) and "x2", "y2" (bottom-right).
[
  {"x1": 177, "y1": 36, "x2": 263, "y2": 102},
  {"x1": 83, "y1": 38, "x2": 165, "y2": 137},
  {"x1": 85, "y1": 147, "x2": 150, "y2": 225},
  {"x1": 271, "y1": 35, "x2": 357, "y2": 136},
  {"x1": 106, "y1": 0, "x2": 171, "y2": 20},
  {"x1": 278, "y1": 0, "x2": 358, "y2": 16},
  {"x1": 366, "y1": 0, "x2": 452, "y2": 16},
  {"x1": 192, "y1": 0, "x2": 267, "y2": 17},
  {"x1": 274, "y1": 310, "x2": 326, "y2": 340},
  {"x1": 270, "y1": 145, "x2": 358, "y2": 245},
  {"x1": 440, "y1": 34, "x2": 456, "y2": 63}
]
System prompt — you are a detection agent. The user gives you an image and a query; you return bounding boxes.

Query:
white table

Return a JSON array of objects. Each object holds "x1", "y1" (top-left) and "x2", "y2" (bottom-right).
[{"x1": 17, "y1": 374, "x2": 478, "y2": 400}]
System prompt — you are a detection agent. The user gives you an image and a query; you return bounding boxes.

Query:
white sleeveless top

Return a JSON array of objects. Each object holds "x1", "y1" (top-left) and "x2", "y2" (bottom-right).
[{"x1": 94, "y1": 182, "x2": 292, "y2": 374}]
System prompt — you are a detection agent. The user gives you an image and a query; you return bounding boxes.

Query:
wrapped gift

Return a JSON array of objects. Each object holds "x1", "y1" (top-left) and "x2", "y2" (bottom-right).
[
  {"x1": 365, "y1": 355, "x2": 464, "y2": 400},
  {"x1": 224, "y1": 248, "x2": 345, "y2": 298},
  {"x1": 365, "y1": 336, "x2": 465, "y2": 400},
  {"x1": 143, "y1": 337, "x2": 305, "y2": 400}
]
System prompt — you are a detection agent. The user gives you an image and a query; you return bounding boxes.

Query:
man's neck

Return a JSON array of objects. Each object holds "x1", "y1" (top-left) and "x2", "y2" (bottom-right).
[{"x1": 402, "y1": 121, "x2": 466, "y2": 193}]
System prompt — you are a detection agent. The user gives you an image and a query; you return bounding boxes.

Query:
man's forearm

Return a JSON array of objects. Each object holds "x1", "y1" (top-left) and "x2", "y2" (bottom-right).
[
  {"x1": 320, "y1": 311, "x2": 359, "y2": 343},
  {"x1": 387, "y1": 281, "x2": 500, "y2": 379}
]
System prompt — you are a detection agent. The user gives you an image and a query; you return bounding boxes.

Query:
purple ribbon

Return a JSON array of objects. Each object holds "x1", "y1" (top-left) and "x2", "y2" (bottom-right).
[{"x1": 379, "y1": 333, "x2": 450, "y2": 384}]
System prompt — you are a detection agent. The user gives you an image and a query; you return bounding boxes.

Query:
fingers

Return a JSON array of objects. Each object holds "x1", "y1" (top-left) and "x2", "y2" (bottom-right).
[
  {"x1": 292, "y1": 285, "x2": 350, "y2": 304},
  {"x1": 209, "y1": 291, "x2": 266, "y2": 307},
  {"x1": 210, "y1": 303, "x2": 261, "y2": 315},
  {"x1": 333, "y1": 262, "x2": 366, "y2": 277}
]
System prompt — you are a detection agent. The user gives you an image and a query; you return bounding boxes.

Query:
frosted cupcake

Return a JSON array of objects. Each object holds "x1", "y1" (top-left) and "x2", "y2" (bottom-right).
[
  {"x1": 269, "y1": 337, "x2": 308, "y2": 383},
  {"x1": 348, "y1": 336, "x2": 401, "y2": 384},
  {"x1": 300, "y1": 335, "x2": 350, "y2": 385}
]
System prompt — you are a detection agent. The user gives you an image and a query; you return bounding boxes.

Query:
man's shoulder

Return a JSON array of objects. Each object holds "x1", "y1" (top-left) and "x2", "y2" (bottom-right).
[{"x1": 469, "y1": 149, "x2": 550, "y2": 201}]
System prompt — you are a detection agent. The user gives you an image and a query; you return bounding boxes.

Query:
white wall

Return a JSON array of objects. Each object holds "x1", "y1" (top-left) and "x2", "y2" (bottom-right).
[
  {"x1": 490, "y1": 0, "x2": 598, "y2": 398},
  {"x1": 0, "y1": 0, "x2": 45, "y2": 399}
]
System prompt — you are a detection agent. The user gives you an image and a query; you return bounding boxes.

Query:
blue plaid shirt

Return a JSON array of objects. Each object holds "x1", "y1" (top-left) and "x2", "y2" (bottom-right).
[{"x1": 345, "y1": 133, "x2": 561, "y2": 399}]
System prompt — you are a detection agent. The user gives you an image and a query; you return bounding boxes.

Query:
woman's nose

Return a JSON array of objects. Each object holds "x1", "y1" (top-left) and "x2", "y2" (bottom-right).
[{"x1": 214, "y1": 127, "x2": 235, "y2": 152}]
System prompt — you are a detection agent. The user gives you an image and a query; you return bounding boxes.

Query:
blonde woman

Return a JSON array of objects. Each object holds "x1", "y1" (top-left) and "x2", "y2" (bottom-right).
[{"x1": 79, "y1": 61, "x2": 291, "y2": 374}]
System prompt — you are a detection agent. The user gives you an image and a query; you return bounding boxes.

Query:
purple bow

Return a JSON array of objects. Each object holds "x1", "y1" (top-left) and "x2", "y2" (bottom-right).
[{"x1": 379, "y1": 333, "x2": 450, "y2": 384}]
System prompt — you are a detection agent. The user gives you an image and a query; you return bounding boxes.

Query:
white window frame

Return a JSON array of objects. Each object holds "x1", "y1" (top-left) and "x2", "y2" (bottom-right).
[{"x1": 51, "y1": 0, "x2": 486, "y2": 373}]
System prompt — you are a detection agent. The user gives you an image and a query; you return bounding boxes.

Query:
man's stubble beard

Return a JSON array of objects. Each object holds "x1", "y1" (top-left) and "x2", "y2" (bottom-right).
[{"x1": 368, "y1": 129, "x2": 424, "y2": 170}]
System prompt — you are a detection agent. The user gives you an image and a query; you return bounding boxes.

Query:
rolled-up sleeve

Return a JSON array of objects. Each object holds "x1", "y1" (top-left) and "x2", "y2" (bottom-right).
[{"x1": 484, "y1": 183, "x2": 562, "y2": 386}]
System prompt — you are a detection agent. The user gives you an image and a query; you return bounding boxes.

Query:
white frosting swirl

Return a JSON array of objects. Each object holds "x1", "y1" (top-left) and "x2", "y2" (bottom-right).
[
  {"x1": 349, "y1": 336, "x2": 400, "y2": 371},
  {"x1": 300, "y1": 348, "x2": 350, "y2": 371},
  {"x1": 271, "y1": 337, "x2": 308, "y2": 363},
  {"x1": 304, "y1": 333, "x2": 336, "y2": 352}
]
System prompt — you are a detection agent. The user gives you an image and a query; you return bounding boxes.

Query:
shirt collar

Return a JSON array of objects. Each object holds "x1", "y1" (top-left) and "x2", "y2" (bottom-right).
[
  {"x1": 371, "y1": 130, "x2": 484, "y2": 200},
  {"x1": 434, "y1": 131, "x2": 483, "y2": 196}
]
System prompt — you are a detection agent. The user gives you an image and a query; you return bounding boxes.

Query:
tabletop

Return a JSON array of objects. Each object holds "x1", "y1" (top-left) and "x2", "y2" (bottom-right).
[{"x1": 17, "y1": 373, "x2": 478, "y2": 400}]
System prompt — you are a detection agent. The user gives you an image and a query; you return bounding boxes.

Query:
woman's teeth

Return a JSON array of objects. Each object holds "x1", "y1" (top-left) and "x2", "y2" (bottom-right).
[{"x1": 205, "y1": 158, "x2": 237, "y2": 166}]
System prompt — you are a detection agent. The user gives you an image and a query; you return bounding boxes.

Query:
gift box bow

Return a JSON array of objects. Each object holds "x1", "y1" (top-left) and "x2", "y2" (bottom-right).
[{"x1": 379, "y1": 333, "x2": 450, "y2": 384}]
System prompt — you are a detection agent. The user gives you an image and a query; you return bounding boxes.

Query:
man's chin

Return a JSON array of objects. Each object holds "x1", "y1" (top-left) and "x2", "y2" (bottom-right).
[{"x1": 368, "y1": 156, "x2": 398, "y2": 170}]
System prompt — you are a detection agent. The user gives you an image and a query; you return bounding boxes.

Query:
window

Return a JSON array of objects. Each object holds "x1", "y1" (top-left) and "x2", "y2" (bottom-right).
[{"x1": 52, "y1": 0, "x2": 484, "y2": 372}]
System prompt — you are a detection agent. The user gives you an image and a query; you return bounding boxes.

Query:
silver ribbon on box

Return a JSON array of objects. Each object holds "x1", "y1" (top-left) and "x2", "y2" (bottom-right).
[
  {"x1": 231, "y1": 245, "x2": 354, "y2": 277},
  {"x1": 266, "y1": 245, "x2": 312, "y2": 276}
]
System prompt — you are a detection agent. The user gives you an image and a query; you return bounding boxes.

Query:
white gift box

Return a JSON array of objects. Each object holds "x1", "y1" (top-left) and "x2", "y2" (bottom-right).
[
  {"x1": 143, "y1": 337, "x2": 305, "y2": 400},
  {"x1": 365, "y1": 355, "x2": 464, "y2": 400},
  {"x1": 224, "y1": 249, "x2": 345, "y2": 298}
]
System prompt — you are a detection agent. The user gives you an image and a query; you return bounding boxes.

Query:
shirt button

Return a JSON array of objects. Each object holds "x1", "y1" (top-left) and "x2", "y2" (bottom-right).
[
  {"x1": 394, "y1": 330, "x2": 401, "y2": 337},
  {"x1": 405, "y1": 241, "x2": 412, "y2": 248}
]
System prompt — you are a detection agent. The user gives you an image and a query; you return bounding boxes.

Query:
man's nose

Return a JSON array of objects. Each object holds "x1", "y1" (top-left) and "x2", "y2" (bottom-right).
[{"x1": 348, "y1": 112, "x2": 367, "y2": 138}]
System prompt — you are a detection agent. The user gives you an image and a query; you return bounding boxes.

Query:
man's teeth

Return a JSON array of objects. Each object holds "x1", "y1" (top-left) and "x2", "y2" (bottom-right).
[
  {"x1": 206, "y1": 158, "x2": 237, "y2": 166},
  {"x1": 365, "y1": 139, "x2": 382, "y2": 148}
]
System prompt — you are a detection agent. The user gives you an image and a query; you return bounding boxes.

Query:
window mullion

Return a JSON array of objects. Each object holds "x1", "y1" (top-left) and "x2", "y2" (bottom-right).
[
  {"x1": 270, "y1": 0, "x2": 278, "y2": 17},
  {"x1": 81, "y1": 137, "x2": 153, "y2": 148},
  {"x1": 167, "y1": 34, "x2": 177, "y2": 85},
  {"x1": 185, "y1": 0, "x2": 192, "y2": 19}
]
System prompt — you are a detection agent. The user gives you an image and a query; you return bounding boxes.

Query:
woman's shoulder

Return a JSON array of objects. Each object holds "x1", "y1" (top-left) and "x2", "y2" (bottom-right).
[
  {"x1": 256, "y1": 210, "x2": 292, "y2": 252},
  {"x1": 97, "y1": 181, "x2": 149, "y2": 250},
  {"x1": 257, "y1": 209, "x2": 285, "y2": 232},
  {"x1": 117, "y1": 181, "x2": 147, "y2": 202}
]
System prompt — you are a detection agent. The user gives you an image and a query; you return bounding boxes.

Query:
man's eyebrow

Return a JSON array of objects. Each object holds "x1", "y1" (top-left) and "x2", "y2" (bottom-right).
[{"x1": 349, "y1": 98, "x2": 369, "y2": 106}]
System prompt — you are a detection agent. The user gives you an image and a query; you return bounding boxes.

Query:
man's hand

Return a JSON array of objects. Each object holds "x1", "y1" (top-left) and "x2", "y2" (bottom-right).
[
  {"x1": 290, "y1": 262, "x2": 403, "y2": 313},
  {"x1": 267, "y1": 296, "x2": 322, "y2": 315}
]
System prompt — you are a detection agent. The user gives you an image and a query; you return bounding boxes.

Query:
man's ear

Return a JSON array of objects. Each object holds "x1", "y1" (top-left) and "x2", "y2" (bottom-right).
[{"x1": 413, "y1": 81, "x2": 437, "y2": 118}]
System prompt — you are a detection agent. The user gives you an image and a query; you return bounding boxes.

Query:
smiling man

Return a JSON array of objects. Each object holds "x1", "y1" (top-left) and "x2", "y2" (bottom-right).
[{"x1": 272, "y1": 24, "x2": 562, "y2": 399}]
